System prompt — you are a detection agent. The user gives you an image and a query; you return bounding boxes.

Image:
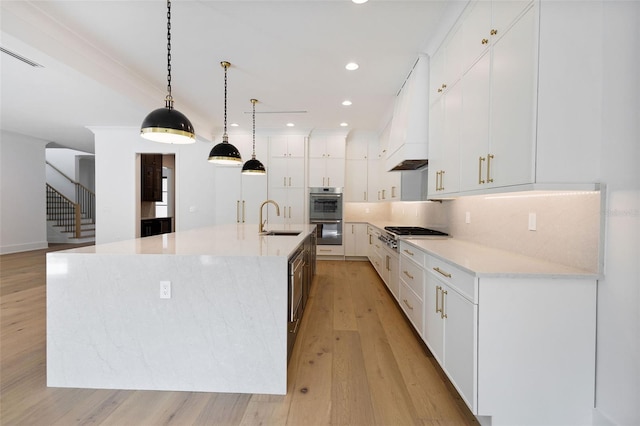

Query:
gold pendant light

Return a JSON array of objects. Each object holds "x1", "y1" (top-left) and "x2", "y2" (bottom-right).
[
  {"x1": 208, "y1": 61, "x2": 242, "y2": 165},
  {"x1": 242, "y1": 99, "x2": 267, "y2": 175},
  {"x1": 140, "y1": 0, "x2": 195, "y2": 144}
]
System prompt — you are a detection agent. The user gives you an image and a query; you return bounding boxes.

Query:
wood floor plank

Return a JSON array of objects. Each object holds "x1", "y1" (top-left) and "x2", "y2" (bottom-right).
[
  {"x1": 0, "y1": 247, "x2": 476, "y2": 426},
  {"x1": 331, "y1": 330, "x2": 376, "y2": 426}
]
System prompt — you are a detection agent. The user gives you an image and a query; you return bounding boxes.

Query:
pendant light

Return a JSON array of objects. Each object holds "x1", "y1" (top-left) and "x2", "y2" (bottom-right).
[
  {"x1": 140, "y1": 0, "x2": 195, "y2": 144},
  {"x1": 241, "y1": 99, "x2": 267, "y2": 175},
  {"x1": 208, "y1": 61, "x2": 242, "y2": 165}
]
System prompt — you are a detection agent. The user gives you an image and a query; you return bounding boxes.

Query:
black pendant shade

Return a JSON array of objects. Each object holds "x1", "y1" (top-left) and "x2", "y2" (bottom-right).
[
  {"x1": 208, "y1": 135, "x2": 242, "y2": 165},
  {"x1": 141, "y1": 107, "x2": 195, "y2": 144},
  {"x1": 241, "y1": 157, "x2": 267, "y2": 174}
]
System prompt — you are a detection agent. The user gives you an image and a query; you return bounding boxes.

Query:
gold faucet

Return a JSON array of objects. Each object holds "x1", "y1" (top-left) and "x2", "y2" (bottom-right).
[{"x1": 259, "y1": 200, "x2": 280, "y2": 233}]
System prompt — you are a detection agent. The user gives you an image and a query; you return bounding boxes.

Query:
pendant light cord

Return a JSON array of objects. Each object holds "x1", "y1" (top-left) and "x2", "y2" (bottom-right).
[
  {"x1": 165, "y1": 0, "x2": 173, "y2": 109},
  {"x1": 251, "y1": 99, "x2": 257, "y2": 159},
  {"x1": 222, "y1": 62, "x2": 230, "y2": 142}
]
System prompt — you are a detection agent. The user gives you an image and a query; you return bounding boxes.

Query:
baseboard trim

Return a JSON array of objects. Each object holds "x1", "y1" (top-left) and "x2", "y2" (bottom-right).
[{"x1": 0, "y1": 241, "x2": 48, "y2": 255}]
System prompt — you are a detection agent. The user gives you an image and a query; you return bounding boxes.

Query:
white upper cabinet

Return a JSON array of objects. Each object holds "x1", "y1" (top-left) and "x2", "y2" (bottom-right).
[
  {"x1": 308, "y1": 133, "x2": 345, "y2": 188},
  {"x1": 429, "y1": 0, "x2": 602, "y2": 198},
  {"x1": 270, "y1": 135, "x2": 305, "y2": 158}
]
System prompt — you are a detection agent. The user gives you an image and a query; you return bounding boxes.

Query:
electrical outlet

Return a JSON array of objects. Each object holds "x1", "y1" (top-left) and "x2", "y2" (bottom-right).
[
  {"x1": 465, "y1": 211, "x2": 471, "y2": 224},
  {"x1": 528, "y1": 213, "x2": 537, "y2": 231},
  {"x1": 160, "y1": 281, "x2": 171, "y2": 299}
]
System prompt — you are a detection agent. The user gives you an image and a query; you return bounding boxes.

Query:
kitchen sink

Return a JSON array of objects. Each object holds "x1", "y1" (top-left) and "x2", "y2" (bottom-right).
[{"x1": 262, "y1": 230, "x2": 302, "y2": 236}]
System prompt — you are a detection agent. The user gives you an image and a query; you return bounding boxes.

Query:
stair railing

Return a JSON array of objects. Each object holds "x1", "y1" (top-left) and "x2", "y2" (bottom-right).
[
  {"x1": 46, "y1": 184, "x2": 81, "y2": 239},
  {"x1": 46, "y1": 161, "x2": 95, "y2": 224}
]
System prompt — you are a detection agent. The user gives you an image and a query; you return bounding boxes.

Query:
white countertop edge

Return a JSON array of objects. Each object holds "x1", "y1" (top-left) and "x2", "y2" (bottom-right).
[{"x1": 402, "y1": 238, "x2": 600, "y2": 279}]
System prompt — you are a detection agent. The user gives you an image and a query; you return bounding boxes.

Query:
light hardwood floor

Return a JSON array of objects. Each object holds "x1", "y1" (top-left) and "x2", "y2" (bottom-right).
[{"x1": 1, "y1": 245, "x2": 477, "y2": 425}]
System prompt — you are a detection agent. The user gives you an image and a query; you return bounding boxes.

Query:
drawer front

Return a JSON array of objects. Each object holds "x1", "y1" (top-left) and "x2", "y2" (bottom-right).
[
  {"x1": 399, "y1": 280, "x2": 424, "y2": 336},
  {"x1": 425, "y1": 255, "x2": 476, "y2": 302},
  {"x1": 317, "y1": 245, "x2": 344, "y2": 256},
  {"x1": 399, "y1": 255, "x2": 425, "y2": 299},
  {"x1": 399, "y1": 241, "x2": 426, "y2": 267}
]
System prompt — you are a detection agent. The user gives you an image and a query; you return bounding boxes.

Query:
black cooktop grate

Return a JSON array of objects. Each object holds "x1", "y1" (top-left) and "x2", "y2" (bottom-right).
[{"x1": 384, "y1": 226, "x2": 448, "y2": 236}]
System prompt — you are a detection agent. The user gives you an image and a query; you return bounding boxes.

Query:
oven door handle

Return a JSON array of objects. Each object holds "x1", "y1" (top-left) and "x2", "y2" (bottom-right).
[{"x1": 310, "y1": 219, "x2": 341, "y2": 223}]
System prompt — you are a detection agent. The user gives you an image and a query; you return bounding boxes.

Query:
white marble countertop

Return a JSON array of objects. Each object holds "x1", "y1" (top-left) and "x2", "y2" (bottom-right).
[
  {"x1": 61, "y1": 224, "x2": 316, "y2": 257},
  {"x1": 402, "y1": 238, "x2": 599, "y2": 279}
]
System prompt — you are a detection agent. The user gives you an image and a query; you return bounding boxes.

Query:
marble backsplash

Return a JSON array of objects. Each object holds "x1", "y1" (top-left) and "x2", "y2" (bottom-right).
[{"x1": 345, "y1": 191, "x2": 602, "y2": 272}]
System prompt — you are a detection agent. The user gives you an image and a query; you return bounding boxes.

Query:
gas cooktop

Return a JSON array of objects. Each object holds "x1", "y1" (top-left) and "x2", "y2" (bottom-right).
[{"x1": 384, "y1": 226, "x2": 449, "y2": 236}]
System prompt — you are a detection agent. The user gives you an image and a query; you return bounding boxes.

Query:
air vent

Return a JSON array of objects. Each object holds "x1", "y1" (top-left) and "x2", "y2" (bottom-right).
[{"x1": 0, "y1": 47, "x2": 44, "y2": 68}]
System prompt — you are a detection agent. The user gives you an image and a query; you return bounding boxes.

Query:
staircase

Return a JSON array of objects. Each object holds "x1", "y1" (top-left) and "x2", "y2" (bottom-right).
[{"x1": 46, "y1": 183, "x2": 96, "y2": 244}]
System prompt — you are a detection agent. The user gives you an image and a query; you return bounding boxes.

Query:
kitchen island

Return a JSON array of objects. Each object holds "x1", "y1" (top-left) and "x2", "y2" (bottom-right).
[{"x1": 46, "y1": 224, "x2": 316, "y2": 395}]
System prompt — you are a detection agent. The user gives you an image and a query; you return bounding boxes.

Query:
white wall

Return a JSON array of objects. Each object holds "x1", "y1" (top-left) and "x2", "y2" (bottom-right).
[
  {"x1": 0, "y1": 130, "x2": 48, "y2": 254},
  {"x1": 91, "y1": 127, "x2": 218, "y2": 245},
  {"x1": 593, "y1": 2, "x2": 640, "y2": 424}
]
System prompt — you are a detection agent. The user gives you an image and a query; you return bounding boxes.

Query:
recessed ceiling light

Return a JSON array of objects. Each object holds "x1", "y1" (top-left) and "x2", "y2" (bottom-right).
[
  {"x1": 340, "y1": 122, "x2": 349, "y2": 127},
  {"x1": 345, "y1": 62, "x2": 359, "y2": 71},
  {"x1": 230, "y1": 123, "x2": 239, "y2": 127},
  {"x1": 352, "y1": 0, "x2": 368, "y2": 3},
  {"x1": 342, "y1": 100, "x2": 352, "y2": 106},
  {"x1": 286, "y1": 123, "x2": 295, "y2": 127}
]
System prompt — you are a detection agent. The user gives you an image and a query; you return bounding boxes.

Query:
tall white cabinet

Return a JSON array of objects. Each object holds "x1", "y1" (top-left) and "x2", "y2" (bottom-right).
[
  {"x1": 214, "y1": 134, "x2": 268, "y2": 224},
  {"x1": 267, "y1": 135, "x2": 306, "y2": 225}
]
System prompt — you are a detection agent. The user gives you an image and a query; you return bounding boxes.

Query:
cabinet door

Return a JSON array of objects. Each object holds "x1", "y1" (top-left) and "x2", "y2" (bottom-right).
[
  {"x1": 268, "y1": 157, "x2": 289, "y2": 189},
  {"x1": 240, "y1": 173, "x2": 267, "y2": 224},
  {"x1": 308, "y1": 159, "x2": 326, "y2": 188},
  {"x1": 489, "y1": 5, "x2": 537, "y2": 187},
  {"x1": 424, "y1": 274, "x2": 445, "y2": 364},
  {"x1": 462, "y1": 0, "x2": 492, "y2": 69},
  {"x1": 325, "y1": 158, "x2": 345, "y2": 188},
  {"x1": 491, "y1": 0, "x2": 532, "y2": 39},
  {"x1": 428, "y1": 98, "x2": 445, "y2": 196},
  {"x1": 387, "y1": 251, "x2": 399, "y2": 300},
  {"x1": 286, "y1": 187, "x2": 305, "y2": 224},
  {"x1": 287, "y1": 157, "x2": 306, "y2": 188},
  {"x1": 214, "y1": 167, "x2": 242, "y2": 224},
  {"x1": 440, "y1": 80, "x2": 462, "y2": 194},
  {"x1": 345, "y1": 159, "x2": 368, "y2": 202},
  {"x1": 443, "y1": 286, "x2": 478, "y2": 413},
  {"x1": 269, "y1": 136, "x2": 289, "y2": 157},
  {"x1": 460, "y1": 51, "x2": 491, "y2": 191}
]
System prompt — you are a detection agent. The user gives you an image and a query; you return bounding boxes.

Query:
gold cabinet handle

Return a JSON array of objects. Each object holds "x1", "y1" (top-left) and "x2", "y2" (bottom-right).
[
  {"x1": 433, "y1": 267, "x2": 452, "y2": 278},
  {"x1": 364, "y1": 191, "x2": 367, "y2": 201},
  {"x1": 490, "y1": 29, "x2": 498, "y2": 36},
  {"x1": 435, "y1": 171, "x2": 441, "y2": 191},
  {"x1": 289, "y1": 177, "x2": 292, "y2": 186},
  {"x1": 481, "y1": 38, "x2": 489, "y2": 45},
  {"x1": 403, "y1": 270, "x2": 414, "y2": 280},
  {"x1": 435, "y1": 285, "x2": 441, "y2": 314},
  {"x1": 487, "y1": 154, "x2": 494, "y2": 183},
  {"x1": 391, "y1": 186, "x2": 396, "y2": 198},
  {"x1": 478, "y1": 157, "x2": 486, "y2": 184},
  {"x1": 440, "y1": 170, "x2": 445, "y2": 191},
  {"x1": 437, "y1": 87, "x2": 443, "y2": 93},
  {"x1": 403, "y1": 299, "x2": 414, "y2": 311},
  {"x1": 441, "y1": 289, "x2": 448, "y2": 319},
  {"x1": 386, "y1": 255, "x2": 390, "y2": 271},
  {"x1": 242, "y1": 200, "x2": 246, "y2": 223},
  {"x1": 441, "y1": 83, "x2": 447, "y2": 89},
  {"x1": 236, "y1": 200, "x2": 240, "y2": 223},
  {"x1": 289, "y1": 206, "x2": 291, "y2": 218},
  {"x1": 403, "y1": 249, "x2": 414, "y2": 256}
]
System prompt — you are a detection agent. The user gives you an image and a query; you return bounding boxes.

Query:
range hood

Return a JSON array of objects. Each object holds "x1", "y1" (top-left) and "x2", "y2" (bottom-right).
[{"x1": 386, "y1": 54, "x2": 430, "y2": 171}]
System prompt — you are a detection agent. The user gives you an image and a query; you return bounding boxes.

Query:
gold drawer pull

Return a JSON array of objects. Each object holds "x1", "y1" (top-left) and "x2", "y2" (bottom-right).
[
  {"x1": 490, "y1": 29, "x2": 498, "y2": 36},
  {"x1": 481, "y1": 38, "x2": 489, "y2": 45},
  {"x1": 403, "y1": 270, "x2": 414, "y2": 280},
  {"x1": 403, "y1": 299, "x2": 414, "y2": 310},
  {"x1": 403, "y1": 249, "x2": 414, "y2": 256},
  {"x1": 433, "y1": 267, "x2": 452, "y2": 278}
]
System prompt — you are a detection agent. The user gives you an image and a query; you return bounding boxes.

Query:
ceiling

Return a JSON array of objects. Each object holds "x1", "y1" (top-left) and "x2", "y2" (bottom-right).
[{"x1": 0, "y1": 0, "x2": 466, "y2": 153}]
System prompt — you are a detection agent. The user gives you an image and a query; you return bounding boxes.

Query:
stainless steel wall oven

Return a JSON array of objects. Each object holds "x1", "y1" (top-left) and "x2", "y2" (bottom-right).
[{"x1": 309, "y1": 187, "x2": 343, "y2": 245}]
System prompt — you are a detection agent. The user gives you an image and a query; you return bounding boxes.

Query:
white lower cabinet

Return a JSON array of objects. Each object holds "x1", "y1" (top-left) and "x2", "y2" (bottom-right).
[
  {"x1": 399, "y1": 240, "x2": 597, "y2": 425},
  {"x1": 316, "y1": 245, "x2": 344, "y2": 257},
  {"x1": 424, "y1": 268, "x2": 477, "y2": 413},
  {"x1": 344, "y1": 223, "x2": 369, "y2": 257}
]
